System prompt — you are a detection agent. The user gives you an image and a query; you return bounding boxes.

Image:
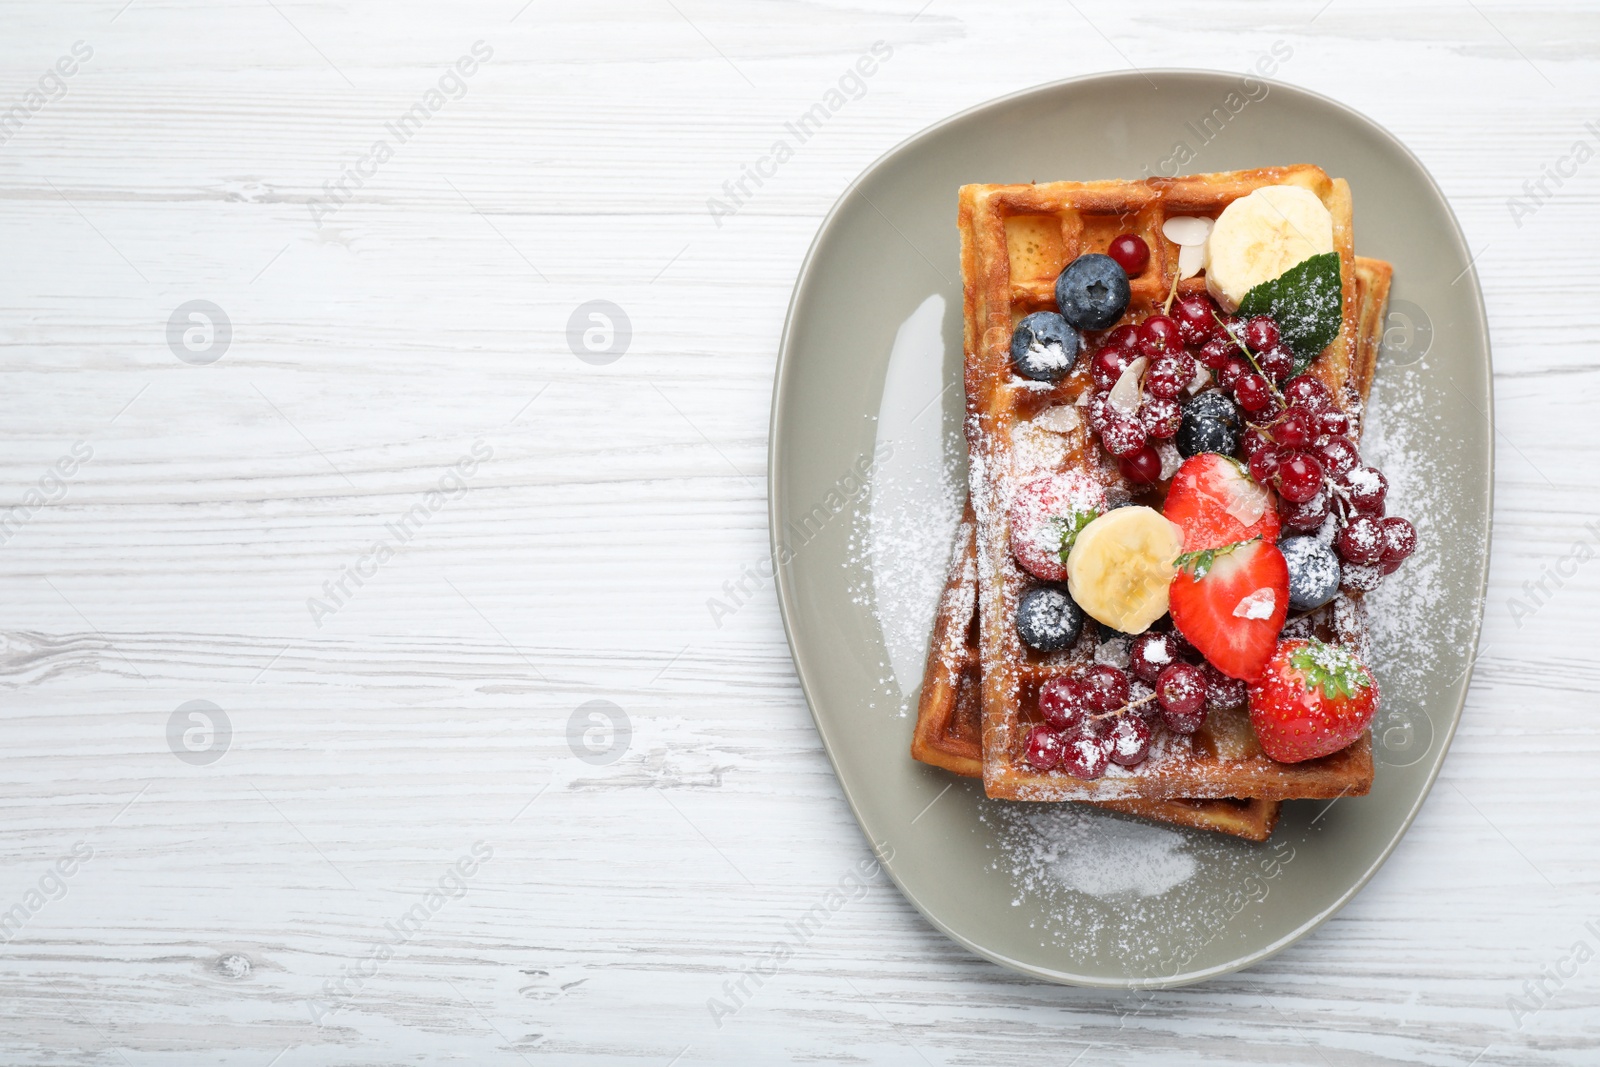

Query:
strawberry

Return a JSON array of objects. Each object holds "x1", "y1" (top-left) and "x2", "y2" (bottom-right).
[
  {"x1": 1008, "y1": 470, "x2": 1107, "y2": 582},
  {"x1": 1248, "y1": 639, "x2": 1379, "y2": 762},
  {"x1": 1166, "y1": 538, "x2": 1289, "y2": 681},
  {"x1": 1162, "y1": 453, "x2": 1280, "y2": 552}
]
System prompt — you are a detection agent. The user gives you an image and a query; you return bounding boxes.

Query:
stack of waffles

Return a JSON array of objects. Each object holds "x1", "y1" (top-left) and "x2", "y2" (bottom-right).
[{"x1": 909, "y1": 167, "x2": 1393, "y2": 841}]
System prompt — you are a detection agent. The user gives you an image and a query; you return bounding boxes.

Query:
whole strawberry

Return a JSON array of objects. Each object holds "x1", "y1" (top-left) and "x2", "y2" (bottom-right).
[{"x1": 1248, "y1": 639, "x2": 1379, "y2": 763}]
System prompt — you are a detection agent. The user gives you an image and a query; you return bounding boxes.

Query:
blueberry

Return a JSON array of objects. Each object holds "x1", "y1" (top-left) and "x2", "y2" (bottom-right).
[
  {"x1": 1009, "y1": 311, "x2": 1080, "y2": 382},
  {"x1": 1016, "y1": 585, "x2": 1084, "y2": 652},
  {"x1": 1280, "y1": 535, "x2": 1341, "y2": 610},
  {"x1": 1176, "y1": 414, "x2": 1239, "y2": 459},
  {"x1": 1054, "y1": 253, "x2": 1131, "y2": 331},
  {"x1": 1184, "y1": 391, "x2": 1241, "y2": 430}
]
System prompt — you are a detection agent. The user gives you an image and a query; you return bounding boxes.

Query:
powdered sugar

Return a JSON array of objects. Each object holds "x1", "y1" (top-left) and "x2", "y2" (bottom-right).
[{"x1": 1233, "y1": 587, "x2": 1277, "y2": 620}]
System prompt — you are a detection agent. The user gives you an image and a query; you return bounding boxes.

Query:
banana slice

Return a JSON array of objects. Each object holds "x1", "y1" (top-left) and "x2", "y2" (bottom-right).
[
  {"x1": 1066, "y1": 506, "x2": 1185, "y2": 635},
  {"x1": 1205, "y1": 185, "x2": 1334, "y2": 312}
]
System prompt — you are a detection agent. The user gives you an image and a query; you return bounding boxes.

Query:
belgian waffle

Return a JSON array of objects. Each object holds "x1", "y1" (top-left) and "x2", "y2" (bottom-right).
[
  {"x1": 958, "y1": 167, "x2": 1386, "y2": 802},
  {"x1": 911, "y1": 255, "x2": 1392, "y2": 833}
]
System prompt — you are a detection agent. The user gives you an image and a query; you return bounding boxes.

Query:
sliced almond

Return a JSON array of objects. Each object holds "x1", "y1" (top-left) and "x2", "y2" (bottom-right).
[
  {"x1": 1107, "y1": 356, "x2": 1147, "y2": 417},
  {"x1": 1033, "y1": 404, "x2": 1081, "y2": 434}
]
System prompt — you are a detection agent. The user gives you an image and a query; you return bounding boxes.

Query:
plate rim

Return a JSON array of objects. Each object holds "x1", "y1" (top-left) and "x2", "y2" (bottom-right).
[{"x1": 768, "y1": 68, "x2": 1494, "y2": 988}]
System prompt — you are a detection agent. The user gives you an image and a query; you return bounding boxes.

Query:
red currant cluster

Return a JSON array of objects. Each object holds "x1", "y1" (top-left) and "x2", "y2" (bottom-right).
[
  {"x1": 1024, "y1": 629, "x2": 1247, "y2": 778},
  {"x1": 1085, "y1": 313, "x2": 1194, "y2": 485}
]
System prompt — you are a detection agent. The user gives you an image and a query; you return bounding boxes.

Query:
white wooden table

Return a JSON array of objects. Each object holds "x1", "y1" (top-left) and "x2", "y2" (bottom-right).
[{"x1": 0, "y1": 1, "x2": 1594, "y2": 1062}]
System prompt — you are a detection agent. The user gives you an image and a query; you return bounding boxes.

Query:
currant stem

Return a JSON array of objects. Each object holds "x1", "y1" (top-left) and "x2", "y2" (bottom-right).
[{"x1": 1090, "y1": 691, "x2": 1159, "y2": 722}]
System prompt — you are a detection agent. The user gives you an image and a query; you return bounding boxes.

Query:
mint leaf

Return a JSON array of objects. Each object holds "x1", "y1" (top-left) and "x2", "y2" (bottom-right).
[
  {"x1": 1054, "y1": 509, "x2": 1099, "y2": 564},
  {"x1": 1287, "y1": 639, "x2": 1371, "y2": 700},
  {"x1": 1172, "y1": 536, "x2": 1259, "y2": 580},
  {"x1": 1237, "y1": 251, "x2": 1342, "y2": 374}
]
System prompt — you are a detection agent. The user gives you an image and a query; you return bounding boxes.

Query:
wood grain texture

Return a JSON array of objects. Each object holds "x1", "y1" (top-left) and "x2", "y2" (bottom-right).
[{"x1": 0, "y1": 0, "x2": 1595, "y2": 1063}]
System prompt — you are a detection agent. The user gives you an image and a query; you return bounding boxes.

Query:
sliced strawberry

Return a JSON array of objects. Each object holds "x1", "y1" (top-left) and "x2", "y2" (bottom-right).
[
  {"x1": 1162, "y1": 453, "x2": 1280, "y2": 552},
  {"x1": 1248, "y1": 638, "x2": 1379, "y2": 762},
  {"x1": 1167, "y1": 538, "x2": 1289, "y2": 681},
  {"x1": 1008, "y1": 471, "x2": 1107, "y2": 582}
]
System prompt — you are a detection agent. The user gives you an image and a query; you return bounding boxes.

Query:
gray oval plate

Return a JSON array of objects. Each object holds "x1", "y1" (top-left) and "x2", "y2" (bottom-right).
[{"x1": 770, "y1": 71, "x2": 1491, "y2": 987}]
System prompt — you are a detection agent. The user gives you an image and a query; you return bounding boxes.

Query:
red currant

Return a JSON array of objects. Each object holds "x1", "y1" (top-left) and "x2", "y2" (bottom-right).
[
  {"x1": 1233, "y1": 373, "x2": 1272, "y2": 414},
  {"x1": 1340, "y1": 465, "x2": 1388, "y2": 514},
  {"x1": 1257, "y1": 346, "x2": 1294, "y2": 383},
  {"x1": 1105, "y1": 323, "x2": 1140, "y2": 351},
  {"x1": 1156, "y1": 662, "x2": 1208, "y2": 734},
  {"x1": 1276, "y1": 451, "x2": 1325, "y2": 504},
  {"x1": 1219, "y1": 356, "x2": 1251, "y2": 391},
  {"x1": 1202, "y1": 662, "x2": 1248, "y2": 710},
  {"x1": 1119, "y1": 443, "x2": 1163, "y2": 484},
  {"x1": 1318, "y1": 409, "x2": 1350, "y2": 438},
  {"x1": 1283, "y1": 375, "x2": 1331, "y2": 412},
  {"x1": 1106, "y1": 714, "x2": 1153, "y2": 767},
  {"x1": 1279, "y1": 490, "x2": 1330, "y2": 533},
  {"x1": 1174, "y1": 296, "x2": 1218, "y2": 345},
  {"x1": 1137, "y1": 314, "x2": 1182, "y2": 358},
  {"x1": 1100, "y1": 417, "x2": 1148, "y2": 458},
  {"x1": 1317, "y1": 436, "x2": 1360, "y2": 477},
  {"x1": 1248, "y1": 446, "x2": 1281, "y2": 485},
  {"x1": 1242, "y1": 315, "x2": 1280, "y2": 352},
  {"x1": 1059, "y1": 731, "x2": 1110, "y2": 779},
  {"x1": 1091, "y1": 347, "x2": 1129, "y2": 391},
  {"x1": 1247, "y1": 389, "x2": 1285, "y2": 425},
  {"x1": 1274, "y1": 409, "x2": 1314, "y2": 450},
  {"x1": 1197, "y1": 335, "x2": 1237, "y2": 369},
  {"x1": 1380, "y1": 516, "x2": 1417, "y2": 564},
  {"x1": 1107, "y1": 233, "x2": 1150, "y2": 276},
  {"x1": 1145, "y1": 355, "x2": 1189, "y2": 399},
  {"x1": 1026, "y1": 725, "x2": 1064, "y2": 770},
  {"x1": 1240, "y1": 426, "x2": 1274, "y2": 459},
  {"x1": 1130, "y1": 631, "x2": 1181, "y2": 684},
  {"x1": 1082, "y1": 665, "x2": 1130, "y2": 712},
  {"x1": 1038, "y1": 677, "x2": 1088, "y2": 732},
  {"x1": 1139, "y1": 396, "x2": 1182, "y2": 439},
  {"x1": 1337, "y1": 515, "x2": 1385, "y2": 564},
  {"x1": 1088, "y1": 392, "x2": 1113, "y2": 433}
]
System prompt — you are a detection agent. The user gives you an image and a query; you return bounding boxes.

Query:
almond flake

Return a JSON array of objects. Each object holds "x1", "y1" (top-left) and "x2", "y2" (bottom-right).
[
  {"x1": 1178, "y1": 241, "x2": 1207, "y2": 280},
  {"x1": 1033, "y1": 405, "x2": 1081, "y2": 434},
  {"x1": 1108, "y1": 356, "x2": 1148, "y2": 417},
  {"x1": 1162, "y1": 216, "x2": 1214, "y2": 246},
  {"x1": 1232, "y1": 587, "x2": 1277, "y2": 620}
]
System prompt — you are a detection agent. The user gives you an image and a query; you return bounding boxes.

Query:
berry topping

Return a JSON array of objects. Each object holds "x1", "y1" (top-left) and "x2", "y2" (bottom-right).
[
  {"x1": 1202, "y1": 661, "x2": 1249, "y2": 709},
  {"x1": 1016, "y1": 585, "x2": 1086, "y2": 651},
  {"x1": 1055, "y1": 253, "x2": 1132, "y2": 331},
  {"x1": 1247, "y1": 639, "x2": 1378, "y2": 763},
  {"x1": 1279, "y1": 535, "x2": 1341, "y2": 611},
  {"x1": 1038, "y1": 676, "x2": 1089, "y2": 732},
  {"x1": 1162, "y1": 452, "x2": 1281, "y2": 551},
  {"x1": 1275, "y1": 452, "x2": 1325, "y2": 504},
  {"x1": 1380, "y1": 517, "x2": 1417, "y2": 565},
  {"x1": 1174, "y1": 295, "x2": 1219, "y2": 345},
  {"x1": 1197, "y1": 334, "x2": 1238, "y2": 369},
  {"x1": 1233, "y1": 372, "x2": 1273, "y2": 413},
  {"x1": 1106, "y1": 714, "x2": 1153, "y2": 767},
  {"x1": 1008, "y1": 470, "x2": 1107, "y2": 582},
  {"x1": 1026, "y1": 725, "x2": 1064, "y2": 770},
  {"x1": 1257, "y1": 345, "x2": 1295, "y2": 383},
  {"x1": 1009, "y1": 311, "x2": 1080, "y2": 382},
  {"x1": 1107, "y1": 233, "x2": 1150, "y2": 276},
  {"x1": 1167, "y1": 538, "x2": 1291, "y2": 681},
  {"x1": 1139, "y1": 395, "x2": 1183, "y2": 438},
  {"x1": 1340, "y1": 465, "x2": 1388, "y2": 514},
  {"x1": 1316, "y1": 436, "x2": 1360, "y2": 477},
  {"x1": 1119, "y1": 443, "x2": 1164, "y2": 485},
  {"x1": 1091, "y1": 346, "x2": 1135, "y2": 391},
  {"x1": 1247, "y1": 445, "x2": 1281, "y2": 486},
  {"x1": 1218, "y1": 356, "x2": 1251, "y2": 391},
  {"x1": 1335, "y1": 515, "x2": 1385, "y2": 565},
  {"x1": 1185, "y1": 390, "x2": 1242, "y2": 429},
  {"x1": 1130, "y1": 631, "x2": 1180, "y2": 684},
  {"x1": 1105, "y1": 323, "x2": 1140, "y2": 351},
  {"x1": 1273, "y1": 409, "x2": 1314, "y2": 450},
  {"x1": 1059, "y1": 731, "x2": 1111, "y2": 779},
  {"x1": 1082, "y1": 664, "x2": 1130, "y2": 712},
  {"x1": 1156, "y1": 662, "x2": 1209, "y2": 734},
  {"x1": 1145, "y1": 354, "x2": 1192, "y2": 399},
  {"x1": 1279, "y1": 490, "x2": 1331, "y2": 534},
  {"x1": 1282, "y1": 374, "x2": 1331, "y2": 411},
  {"x1": 1242, "y1": 315, "x2": 1280, "y2": 352},
  {"x1": 1137, "y1": 314, "x2": 1182, "y2": 358},
  {"x1": 1101, "y1": 417, "x2": 1148, "y2": 458}
]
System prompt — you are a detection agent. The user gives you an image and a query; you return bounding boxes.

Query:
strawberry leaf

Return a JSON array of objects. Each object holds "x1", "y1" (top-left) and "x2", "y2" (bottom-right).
[
  {"x1": 1172, "y1": 536, "x2": 1259, "y2": 580},
  {"x1": 1237, "y1": 251, "x2": 1343, "y2": 373},
  {"x1": 1288, "y1": 639, "x2": 1371, "y2": 700},
  {"x1": 1054, "y1": 509, "x2": 1099, "y2": 563}
]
